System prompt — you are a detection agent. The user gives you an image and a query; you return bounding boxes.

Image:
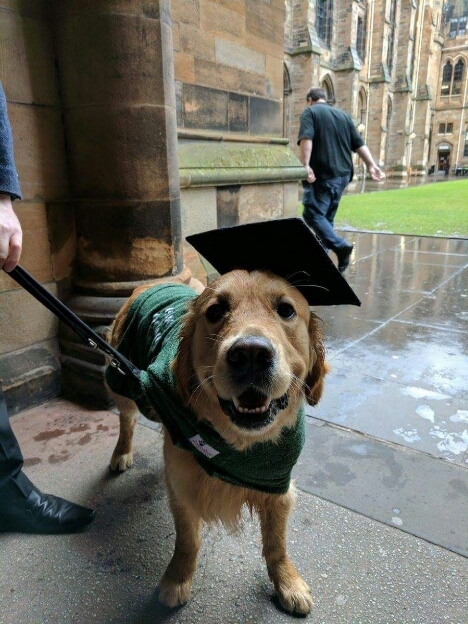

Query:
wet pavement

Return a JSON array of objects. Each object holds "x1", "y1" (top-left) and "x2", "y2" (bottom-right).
[
  {"x1": 300, "y1": 232, "x2": 468, "y2": 557},
  {"x1": 1, "y1": 231, "x2": 468, "y2": 623},
  {"x1": 345, "y1": 172, "x2": 459, "y2": 195},
  {"x1": 314, "y1": 232, "x2": 468, "y2": 464}
]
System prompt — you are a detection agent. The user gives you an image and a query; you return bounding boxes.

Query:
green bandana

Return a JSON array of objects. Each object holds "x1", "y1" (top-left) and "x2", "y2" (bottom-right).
[{"x1": 105, "y1": 283, "x2": 305, "y2": 495}]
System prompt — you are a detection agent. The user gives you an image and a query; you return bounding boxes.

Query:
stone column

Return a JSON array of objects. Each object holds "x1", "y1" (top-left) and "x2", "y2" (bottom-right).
[{"x1": 53, "y1": 0, "x2": 191, "y2": 404}]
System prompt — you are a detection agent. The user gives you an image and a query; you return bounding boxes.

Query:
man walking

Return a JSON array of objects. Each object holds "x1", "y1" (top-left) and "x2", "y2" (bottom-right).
[{"x1": 298, "y1": 87, "x2": 383, "y2": 272}]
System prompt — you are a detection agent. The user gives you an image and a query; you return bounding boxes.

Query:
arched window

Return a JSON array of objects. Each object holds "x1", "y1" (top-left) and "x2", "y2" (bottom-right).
[
  {"x1": 283, "y1": 62, "x2": 292, "y2": 96},
  {"x1": 441, "y1": 61, "x2": 453, "y2": 96},
  {"x1": 386, "y1": 96, "x2": 393, "y2": 130},
  {"x1": 447, "y1": 15, "x2": 468, "y2": 38},
  {"x1": 460, "y1": 16, "x2": 467, "y2": 36},
  {"x1": 449, "y1": 18, "x2": 458, "y2": 38},
  {"x1": 443, "y1": 60, "x2": 453, "y2": 82},
  {"x1": 357, "y1": 15, "x2": 366, "y2": 61},
  {"x1": 452, "y1": 59, "x2": 465, "y2": 95},
  {"x1": 444, "y1": 1, "x2": 468, "y2": 39},
  {"x1": 441, "y1": 58, "x2": 466, "y2": 96},
  {"x1": 358, "y1": 89, "x2": 367, "y2": 125},
  {"x1": 386, "y1": 0, "x2": 398, "y2": 74},
  {"x1": 321, "y1": 76, "x2": 335, "y2": 104},
  {"x1": 316, "y1": 0, "x2": 333, "y2": 47}
]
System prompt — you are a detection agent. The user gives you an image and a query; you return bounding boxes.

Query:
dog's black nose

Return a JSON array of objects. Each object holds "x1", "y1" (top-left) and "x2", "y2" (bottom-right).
[{"x1": 227, "y1": 336, "x2": 275, "y2": 375}]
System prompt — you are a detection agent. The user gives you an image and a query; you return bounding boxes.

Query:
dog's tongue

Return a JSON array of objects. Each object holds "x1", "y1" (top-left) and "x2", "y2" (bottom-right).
[{"x1": 234, "y1": 389, "x2": 270, "y2": 413}]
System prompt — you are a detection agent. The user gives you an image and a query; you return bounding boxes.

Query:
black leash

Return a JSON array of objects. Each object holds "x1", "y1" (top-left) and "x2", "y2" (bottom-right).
[{"x1": 5, "y1": 265, "x2": 141, "y2": 380}]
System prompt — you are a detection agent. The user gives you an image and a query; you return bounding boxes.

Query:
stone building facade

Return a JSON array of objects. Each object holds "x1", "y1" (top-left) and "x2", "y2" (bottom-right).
[
  {"x1": 434, "y1": 0, "x2": 468, "y2": 173},
  {"x1": 172, "y1": 0, "x2": 303, "y2": 236},
  {"x1": 285, "y1": 0, "x2": 468, "y2": 176}
]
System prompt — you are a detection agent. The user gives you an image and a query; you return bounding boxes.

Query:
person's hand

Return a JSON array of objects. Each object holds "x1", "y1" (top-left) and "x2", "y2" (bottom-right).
[
  {"x1": 0, "y1": 194, "x2": 22, "y2": 272},
  {"x1": 306, "y1": 165, "x2": 316, "y2": 183},
  {"x1": 368, "y1": 164, "x2": 384, "y2": 182}
]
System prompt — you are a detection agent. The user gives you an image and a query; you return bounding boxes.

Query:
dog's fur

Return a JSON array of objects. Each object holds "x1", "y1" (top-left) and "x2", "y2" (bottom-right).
[{"x1": 107, "y1": 269, "x2": 328, "y2": 615}]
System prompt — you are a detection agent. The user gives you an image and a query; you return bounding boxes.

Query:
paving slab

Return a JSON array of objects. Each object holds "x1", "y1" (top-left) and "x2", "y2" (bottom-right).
[
  {"x1": 395, "y1": 269, "x2": 468, "y2": 333},
  {"x1": 299, "y1": 414, "x2": 468, "y2": 557},
  {"x1": 330, "y1": 321, "x2": 468, "y2": 397},
  {"x1": 308, "y1": 365, "x2": 468, "y2": 464},
  {"x1": 1, "y1": 400, "x2": 467, "y2": 624}
]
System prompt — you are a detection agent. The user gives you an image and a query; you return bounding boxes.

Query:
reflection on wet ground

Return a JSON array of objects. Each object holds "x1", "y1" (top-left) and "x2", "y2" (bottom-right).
[
  {"x1": 313, "y1": 231, "x2": 468, "y2": 465},
  {"x1": 345, "y1": 172, "x2": 458, "y2": 195},
  {"x1": 299, "y1": 231, "x2": 468, "y2": 555}
]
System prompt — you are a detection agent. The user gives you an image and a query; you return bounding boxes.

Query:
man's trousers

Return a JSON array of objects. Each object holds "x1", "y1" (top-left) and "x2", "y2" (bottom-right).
[
  {"x1": 0, "y1": 387, "x2": 32, "y2": 496},
  {"x1": 302, "y1": 175, "x2": 351, "y2": 252}
]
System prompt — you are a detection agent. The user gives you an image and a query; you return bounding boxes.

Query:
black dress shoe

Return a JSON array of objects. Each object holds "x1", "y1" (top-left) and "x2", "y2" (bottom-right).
[
  {"x1": 0, "y1": 473, "x2": 96, "y2": 534},
  {"x1": 336, "y1": 244, "x2": 354, "y2": 273}
]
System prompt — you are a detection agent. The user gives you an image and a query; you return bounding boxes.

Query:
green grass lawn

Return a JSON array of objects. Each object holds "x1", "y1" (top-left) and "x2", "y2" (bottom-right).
[{"x1": 303, "y1": 179, "x2": 468, "y2": 238}]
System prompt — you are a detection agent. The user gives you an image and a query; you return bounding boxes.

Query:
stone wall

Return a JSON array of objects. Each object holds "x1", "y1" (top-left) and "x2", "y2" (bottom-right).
[
  {"x1": 173, "y1": 0, "x2": 285, "y2": 135},
  {"x1": 172, "y1": 0, "x2": 305, "y2": 237},
  {"x1": 0, "y1": 1, "x2": 72, "y2": 413}
]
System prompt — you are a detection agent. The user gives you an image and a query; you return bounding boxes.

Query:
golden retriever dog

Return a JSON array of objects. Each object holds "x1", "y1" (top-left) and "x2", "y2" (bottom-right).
[{"x1": 106, "y1": 269, "x2": 328, "y2": 615}]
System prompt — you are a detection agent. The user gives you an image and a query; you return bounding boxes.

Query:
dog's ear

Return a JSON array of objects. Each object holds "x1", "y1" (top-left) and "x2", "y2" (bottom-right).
[
  {"x1": 304, "y1": 312, "x2": 329, "y2": 406},
  {"x1": 171, "y1": 300, "x2": 198, "y2": 405}
]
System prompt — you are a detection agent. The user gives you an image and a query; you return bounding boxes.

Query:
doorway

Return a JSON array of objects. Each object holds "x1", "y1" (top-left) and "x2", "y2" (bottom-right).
[{"x1": 437, "y1": 149, "x2": 450, "y2": 174}]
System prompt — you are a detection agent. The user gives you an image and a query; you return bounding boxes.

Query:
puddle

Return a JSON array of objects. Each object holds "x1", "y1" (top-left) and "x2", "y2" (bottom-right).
[{"x1": 415, "y1": 405, "x2": 435, "y2": 423}]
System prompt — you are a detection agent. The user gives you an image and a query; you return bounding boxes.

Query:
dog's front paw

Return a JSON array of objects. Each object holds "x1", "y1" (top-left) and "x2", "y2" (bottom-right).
[
  {"x1": 158, "y1": 576, "x2": 192, "y2": 608},
  {"x1": 276, "y1": 575, "x2": 313, "y2": 615},
  {"x1": 110, "y1": 451, "x2": 133, "y2": 472}
]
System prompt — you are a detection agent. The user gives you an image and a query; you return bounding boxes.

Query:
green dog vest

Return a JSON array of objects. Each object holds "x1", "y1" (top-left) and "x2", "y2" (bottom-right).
[{"x1": 105, "y1": 283, "x2": 305, "y2": 495}]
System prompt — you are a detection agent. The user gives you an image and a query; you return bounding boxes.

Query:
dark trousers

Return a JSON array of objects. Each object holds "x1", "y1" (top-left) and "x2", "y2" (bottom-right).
[
  {"x1": 302, "y1": 175, "x2": 351, "y2": 252},
  {"x1": 0, "y1": 388, "x2": 31, "y2": 495}
]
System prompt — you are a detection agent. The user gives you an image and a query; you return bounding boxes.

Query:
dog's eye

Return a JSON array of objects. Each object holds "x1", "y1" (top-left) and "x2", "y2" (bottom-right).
[
  {"x1": 206, "y1": 302, "x2": 229, "y2": 323},
  {"x1": 277, "y1": 302, "x2": 296, "y2": 319}
]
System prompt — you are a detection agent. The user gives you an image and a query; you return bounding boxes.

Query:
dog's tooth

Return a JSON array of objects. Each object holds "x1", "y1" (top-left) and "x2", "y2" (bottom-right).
[{"x1": 232, "y1": 397, "x2": 272, "y2": 415}]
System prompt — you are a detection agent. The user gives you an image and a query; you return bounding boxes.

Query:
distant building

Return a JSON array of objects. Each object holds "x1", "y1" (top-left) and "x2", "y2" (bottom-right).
[
  {"x1": 284, "y1": 0, "x2": 468, "y2": 176},
  {"x1": 436, "y1": 0, "x2": 468, "y2": 173}
]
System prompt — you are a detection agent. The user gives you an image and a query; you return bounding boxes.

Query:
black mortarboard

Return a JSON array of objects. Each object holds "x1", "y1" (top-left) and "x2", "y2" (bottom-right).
[{"x1": 186, "y1": 218, "x2": 360, "y2": 306}]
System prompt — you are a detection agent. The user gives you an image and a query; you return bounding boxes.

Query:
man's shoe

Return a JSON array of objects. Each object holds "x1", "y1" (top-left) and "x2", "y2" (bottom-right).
[
  {"x1": 336, "y1": 244, "x2": 354, "y2": 273},
  {"x1": 0, "y1": 474, "x2": 96, "y2": 534}
]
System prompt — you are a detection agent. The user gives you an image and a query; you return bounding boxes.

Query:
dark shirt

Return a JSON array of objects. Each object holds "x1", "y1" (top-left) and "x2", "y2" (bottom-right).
[
  {"x1": 297, "y1": 102, "x2": 364, "y2": 181},
  {"x1": 0, "y1": 82, "x2": 22, "y2": 200}
]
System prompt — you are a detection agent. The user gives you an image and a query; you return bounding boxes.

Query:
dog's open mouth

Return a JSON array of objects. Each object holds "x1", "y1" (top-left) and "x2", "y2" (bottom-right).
[{"x1": 219, "y1": 389, "x2": 289, "y2": 430}]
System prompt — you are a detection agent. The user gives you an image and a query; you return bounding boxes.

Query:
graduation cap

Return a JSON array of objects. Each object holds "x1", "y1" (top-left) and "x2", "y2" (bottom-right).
[{"x1": 186, "y1": 218, "x2": 360, "y2": 307}]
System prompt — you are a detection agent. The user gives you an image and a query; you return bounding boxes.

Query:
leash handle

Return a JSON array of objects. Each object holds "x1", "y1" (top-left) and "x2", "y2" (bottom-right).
[{"x1": 5, "y1": 265, "x2": 141, "y2": 380}]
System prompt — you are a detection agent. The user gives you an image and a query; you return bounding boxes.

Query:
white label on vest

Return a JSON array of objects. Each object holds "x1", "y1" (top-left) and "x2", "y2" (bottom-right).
[{"x1": 189, "y1": 435, "x2": 220, "y2": 458}]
